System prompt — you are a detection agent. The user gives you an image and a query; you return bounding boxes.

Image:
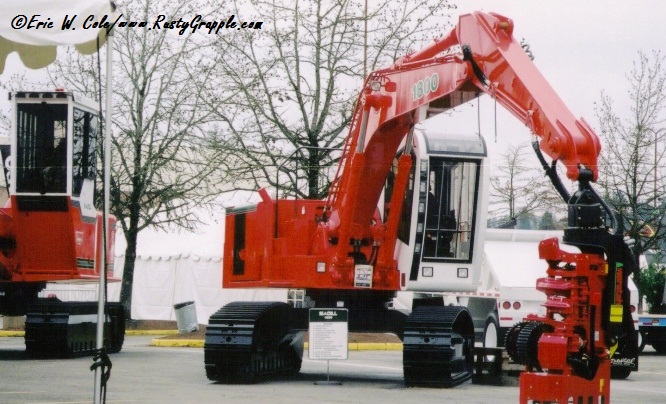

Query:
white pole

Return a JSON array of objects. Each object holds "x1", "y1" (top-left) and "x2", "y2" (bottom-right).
[{"x1": 94, "y1": 23, "x2": 114, "y2": 404}]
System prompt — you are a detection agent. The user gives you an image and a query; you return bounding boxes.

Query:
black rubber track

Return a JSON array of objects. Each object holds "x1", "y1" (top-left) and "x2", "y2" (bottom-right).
[
  {"x1": 402, "y1": 305, "x2": 475, "y2": 387},
  {"x1": 204, "y1": 301, "x2": 303, "y2": 383},
  {"x1": 24, "y1": 300, "x2": 125, "y2": 358}
]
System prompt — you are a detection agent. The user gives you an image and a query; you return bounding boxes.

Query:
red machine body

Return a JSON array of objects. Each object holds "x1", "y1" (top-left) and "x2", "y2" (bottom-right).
[
  {"x1": 0, "y1": 196, "x2": 116, "y2": 283},
  {"x1": 0, "y1": 91, "x2": 118, "y2": 319},
  {"x1": 224, "y1": 11, "x2": 599, "y2": 291},
  {"x1": 221, "y1": 11, "x2": 635, "y2": 398},
  {"x1": 0, "y1": 91, "x2": 117, "y2": 290}
]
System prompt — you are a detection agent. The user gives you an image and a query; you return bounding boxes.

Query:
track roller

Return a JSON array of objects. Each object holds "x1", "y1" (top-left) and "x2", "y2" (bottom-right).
[
  {"x1": 24, "y1": 299, "x2": 125, "y2": 358},
  {"x1": 204, "y1": 301, "x2": 303, "y2": 383},
  {"x1": 505, "y1": 321, "x2": 553, "y2": 371},
  {"x1": 402, "y1": 305, "x2": 475, "y2": 387}
]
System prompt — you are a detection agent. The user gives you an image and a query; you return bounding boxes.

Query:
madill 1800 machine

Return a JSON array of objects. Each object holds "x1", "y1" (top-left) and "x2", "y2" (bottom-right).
[{"x1": 205, "y1": 11, "x2": 637, "y2": 402}]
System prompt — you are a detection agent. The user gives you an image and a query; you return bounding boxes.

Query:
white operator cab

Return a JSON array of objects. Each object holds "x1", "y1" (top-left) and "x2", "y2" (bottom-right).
[
  {"x1": 7, "y1": 90, "x2": 100, "y2": 218},
  {"x1": 392, "y1": 130, "x2": 488, "y2": 296}
]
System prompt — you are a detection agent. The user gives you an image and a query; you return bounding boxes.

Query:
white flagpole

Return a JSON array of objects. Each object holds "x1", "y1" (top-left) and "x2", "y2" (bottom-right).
[{"x1": 94, "y1": 21, "x2": 114, "y2": 404}]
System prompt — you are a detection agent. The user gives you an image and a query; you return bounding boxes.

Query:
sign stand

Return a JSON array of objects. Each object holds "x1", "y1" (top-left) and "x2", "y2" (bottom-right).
[
  {"x1": 315, "y1": 360, "x2": 340, "y2": 386},
  {"x1": 308, "y1": 308, "x2": 348, "y2": 386}
]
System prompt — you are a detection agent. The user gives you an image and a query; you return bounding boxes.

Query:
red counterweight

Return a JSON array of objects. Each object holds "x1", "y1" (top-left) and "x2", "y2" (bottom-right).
[{"x1": 519, "y1": 361, "x2": 611, "y2": 404}]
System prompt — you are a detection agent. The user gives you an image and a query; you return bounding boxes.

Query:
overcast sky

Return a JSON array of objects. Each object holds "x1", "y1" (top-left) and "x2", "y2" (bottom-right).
[
  {"x1": 419, "y1": 1, "x2": 666, "y2": 161},
  {"x1": 2, "y1": 1, "x2": 662, "y2": 152}
]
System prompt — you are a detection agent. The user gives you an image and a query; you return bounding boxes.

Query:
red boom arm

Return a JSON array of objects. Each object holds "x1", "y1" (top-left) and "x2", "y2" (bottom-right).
[
  {"x1": 223, "y1": 11, "x2": 605, "y2": 291},
  {"x1": 324, "y1": 11, "x2": 601, "y2": 277}
]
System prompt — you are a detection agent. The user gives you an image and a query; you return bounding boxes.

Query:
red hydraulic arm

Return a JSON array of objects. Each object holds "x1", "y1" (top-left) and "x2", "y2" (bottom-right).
[
  {"x1": 224, "y1": 11, "x2": 604, "y2": 291},
  {"x1": 321, "y1": 11, "x2": 601, "y2": 285}
]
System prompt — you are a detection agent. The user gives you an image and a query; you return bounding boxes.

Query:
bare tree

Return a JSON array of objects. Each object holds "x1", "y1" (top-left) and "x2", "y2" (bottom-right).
[
  {"x1": 595, "y1": 50, "x2": 666, "y2": 261},
  {"x1": 488, "y1": 143, "x2": 563, "y2": 228},
  {"x1": 0, "y1": 73, "x2": 28, "y2": 133},
  {"x1": 210, "y1": 0, "x2": 456, "y2": 199},
  {"x1": 49, "y1": 0, "x2": 232, "y2": 318}
]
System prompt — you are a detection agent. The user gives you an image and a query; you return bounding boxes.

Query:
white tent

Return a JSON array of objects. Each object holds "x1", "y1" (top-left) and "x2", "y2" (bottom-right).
[
  {"x1": 46, "y1": 202, "x2": 288, "y2": 325},
  {"x1": 0, "y1": 0, "x2": 111, "y2": 73}
]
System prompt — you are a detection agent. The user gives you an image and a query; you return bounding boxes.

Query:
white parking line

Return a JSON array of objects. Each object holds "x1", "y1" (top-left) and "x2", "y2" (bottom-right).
[{"x1": 305, "y1": 359, "x2": 402, "y2": 372}]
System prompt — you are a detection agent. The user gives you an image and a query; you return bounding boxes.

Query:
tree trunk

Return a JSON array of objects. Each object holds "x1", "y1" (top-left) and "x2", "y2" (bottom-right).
[
  {"x1": 119, "y1": 226, "x2": 138, "y2": 320},
  {"x1": 307, "y1": 148, "x2": 319, "y2": 198},
  {"x1": 119, "y1": 129, "x2": 143, "y2": 320}
]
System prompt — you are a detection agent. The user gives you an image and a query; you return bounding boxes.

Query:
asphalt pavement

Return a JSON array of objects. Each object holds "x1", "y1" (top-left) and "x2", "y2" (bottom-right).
[{"x1": 1, "y1": 335, "x2": 666, "y2": 403}]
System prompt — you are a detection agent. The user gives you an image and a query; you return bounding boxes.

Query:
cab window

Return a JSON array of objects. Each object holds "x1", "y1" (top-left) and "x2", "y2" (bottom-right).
[
  {"x1": 72, "y1": 108, "x2": 98, "y2": 197},
  {"x1": 423, "y1": 158, "x2": 479, "y2": 261},
  {"x1": 16, "y1": 103, "x2": 67, "y2": 193}
]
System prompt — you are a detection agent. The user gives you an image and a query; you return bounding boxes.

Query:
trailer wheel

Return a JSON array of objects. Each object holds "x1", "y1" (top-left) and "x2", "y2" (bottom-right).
[
  {"x1": 610, "y1": 366, "x2": 632, "y2": 380},
  {"x1": 484, "y1": 314, "x2": 499, "y2": 348},
  {"x1": 483, "y1": 314, "x2": 500, "y2": 361},
  {"x1": 652, "y1": 340, "x2": 666, "y2": 355},
  {"x1": 638, "y1": 330, "x2": 645, "y2": 352}
]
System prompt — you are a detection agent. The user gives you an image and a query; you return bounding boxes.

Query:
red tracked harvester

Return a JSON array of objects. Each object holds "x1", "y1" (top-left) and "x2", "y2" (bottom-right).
[
  {"x1": 0, "y1": 91, "x2": 124, "y2": 357},
  {"x1": 206, "y1": 11, "x2": 638, "y2": 399}
]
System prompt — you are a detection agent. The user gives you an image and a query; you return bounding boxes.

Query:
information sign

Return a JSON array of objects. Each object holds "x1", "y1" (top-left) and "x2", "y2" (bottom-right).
[{"x1": 308, "y1": 308, "x2": 349, "y2": 360}]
